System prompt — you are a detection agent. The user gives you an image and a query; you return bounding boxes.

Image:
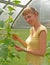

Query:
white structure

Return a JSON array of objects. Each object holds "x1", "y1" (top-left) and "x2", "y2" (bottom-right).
[{"x1": 0, "y1": 0, "x2": 50, "y2": 28}]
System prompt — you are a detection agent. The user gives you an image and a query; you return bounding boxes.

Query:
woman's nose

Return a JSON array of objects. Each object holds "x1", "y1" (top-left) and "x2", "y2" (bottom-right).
[{"x1": 26, "y1": 18, "x2": 30, "y2": 22}]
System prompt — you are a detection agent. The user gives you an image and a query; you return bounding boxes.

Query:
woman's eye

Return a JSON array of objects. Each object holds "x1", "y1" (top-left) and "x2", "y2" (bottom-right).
[{"x1": 28, "y1": 16, "x2": 31, "y2": 18}]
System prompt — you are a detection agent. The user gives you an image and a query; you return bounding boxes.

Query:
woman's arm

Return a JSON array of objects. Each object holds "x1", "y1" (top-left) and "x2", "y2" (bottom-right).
[
  {"x1": 13, "y1": 31, "x2": 47, "y2": 56},
  {"x1": 12, "y1": 34, "x2": 27, "y2": 48}
]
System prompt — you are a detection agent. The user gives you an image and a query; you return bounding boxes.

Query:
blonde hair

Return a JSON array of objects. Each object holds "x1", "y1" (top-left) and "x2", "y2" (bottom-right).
[{"x1": 22, "y1": 7, "x2": 39, "y2": 16}]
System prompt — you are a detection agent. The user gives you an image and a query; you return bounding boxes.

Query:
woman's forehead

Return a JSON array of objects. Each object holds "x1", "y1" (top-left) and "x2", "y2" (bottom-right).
[
  {"x1": 23, "y1": 13, "x2": 34, "y2": 19},
  {"x1": 23, "y1": 11, "x2": 34, "y2": 17}
]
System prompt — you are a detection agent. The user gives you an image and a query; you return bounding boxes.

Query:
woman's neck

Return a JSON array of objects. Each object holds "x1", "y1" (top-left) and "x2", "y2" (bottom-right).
[{"x1": 34, "y1": 22, "x2": 41, "y2": 31}]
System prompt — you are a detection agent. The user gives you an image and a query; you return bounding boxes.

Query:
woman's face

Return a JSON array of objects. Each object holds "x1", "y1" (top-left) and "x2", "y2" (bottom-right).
[{"x1": 23, "y1": 13, "x2": 37, "y2": 26}]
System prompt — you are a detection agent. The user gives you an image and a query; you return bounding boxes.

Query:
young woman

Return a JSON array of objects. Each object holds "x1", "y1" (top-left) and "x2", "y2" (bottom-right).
[{"x1": 13, "y1": 7, "x2": 47, "y2": 65}]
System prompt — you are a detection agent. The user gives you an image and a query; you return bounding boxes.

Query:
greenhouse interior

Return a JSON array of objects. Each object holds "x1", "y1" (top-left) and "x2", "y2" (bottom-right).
[{"x1": 0, "y1": 0, "x2": 50, "y2": 65}]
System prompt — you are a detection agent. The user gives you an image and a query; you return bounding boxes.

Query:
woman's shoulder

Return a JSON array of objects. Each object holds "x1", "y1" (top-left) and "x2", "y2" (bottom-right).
[{"x1": 38, "y1": 25, "x2": 47, "y2": 34}]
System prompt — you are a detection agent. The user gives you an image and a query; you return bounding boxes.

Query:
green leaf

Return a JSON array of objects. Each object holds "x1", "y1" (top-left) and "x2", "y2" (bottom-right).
[
  {"x1": 5, "y1": 16, "x2": 13, "y2": 23},
  {"x1": 3, "y1": 38, "x2": 15, "y2": 46},
  {"x1": 3, "y1": 38, "x2": 11, "y2": 45},
  {"x1": 8, "y1": 52, "x2": 20, "y2": 59},
  {"x1": 8, "y1": 12, "x2": 14, "y2": 15},
  {"x1": 0, "y1": 44, "x2": 8, "y2": 59},
  {"x1": 9, "y1": 16, "x2": 13, "y2": 23},
  {"x1": 6, "y1": 57, "x2": 12, "y2": 62},
  {"x1": 5, "y1": 23, "x2": 11, "y2": 33},
  {"x1": 0, "y1": 20, "x2": 4, "y2": 28},
  {"x1": 13, "y1": 0, "x2": 21, "y2": 4},
  {"x1": 7, "y1": 6, "x2": 15, "y2": 12},
  {"x1": 0, "y1": 58, "x2": 9, "y2": 65},
  {"x1": 8, "y1": 52, "x2": 16, "y2": 59}
]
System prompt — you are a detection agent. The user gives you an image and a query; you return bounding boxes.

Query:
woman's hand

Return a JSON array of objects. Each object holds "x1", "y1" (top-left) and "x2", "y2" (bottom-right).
[
  {"x1": 12, "y1": 34, "x2": 27, "y2": 47},
  {"x1": 15, "y1": 45, "x2": 27, "y2": 52},
  {"x1": 15, "y1": 45, "x2": 24, "y2": 51},
  {"x1": 12, "y1": 34, "x2": 20, "y2": 41}
]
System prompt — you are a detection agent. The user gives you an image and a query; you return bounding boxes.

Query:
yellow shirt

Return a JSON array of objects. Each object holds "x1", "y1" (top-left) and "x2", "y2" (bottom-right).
[{"x1": 26, "y1": 25, "x2": 47, "y2": 65}]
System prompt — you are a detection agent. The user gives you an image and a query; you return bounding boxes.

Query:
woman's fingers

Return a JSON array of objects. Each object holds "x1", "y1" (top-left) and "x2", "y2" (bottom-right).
[
  {"x1": 15, "y1": 45, "x2": 23, "y2": 51},
  {"x1": 15, "y1": 45, "x2": 20, "y2": 48},
  {"x1": 12, "y1": 34, "x2": 18, "y2": 40}
]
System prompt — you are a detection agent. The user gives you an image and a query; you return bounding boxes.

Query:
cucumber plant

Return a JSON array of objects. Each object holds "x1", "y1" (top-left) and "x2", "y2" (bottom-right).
[{"x1": 0, "y1": 0, "x2": 21, "y2": 65}]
